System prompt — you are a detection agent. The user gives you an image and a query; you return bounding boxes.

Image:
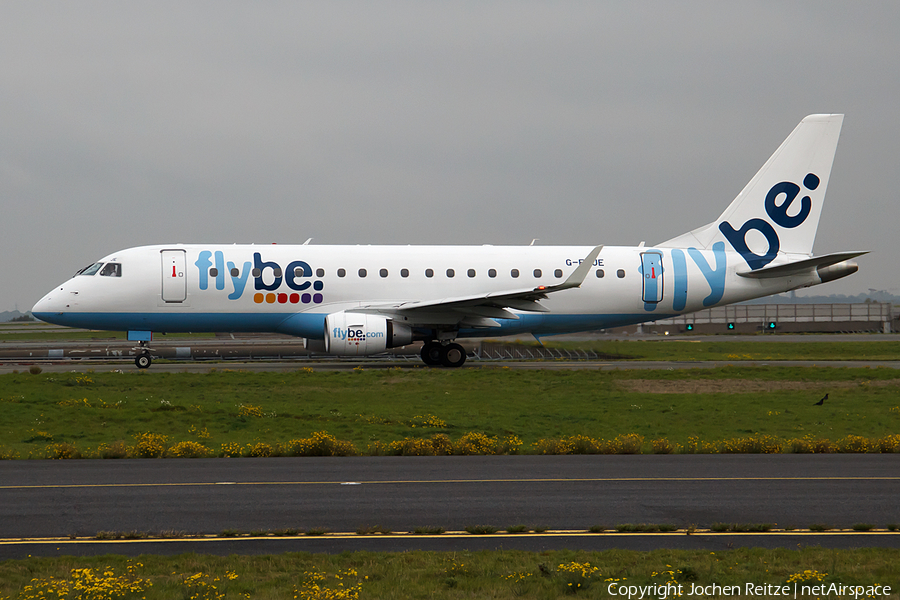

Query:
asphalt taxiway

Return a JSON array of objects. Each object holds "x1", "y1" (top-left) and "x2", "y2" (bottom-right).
[
  {"x1": 2, "y1": 359, "x2": 900, "y2": 374},
  {"x1": 2, "y1": 454, "x2": 898, "y2": 558}
]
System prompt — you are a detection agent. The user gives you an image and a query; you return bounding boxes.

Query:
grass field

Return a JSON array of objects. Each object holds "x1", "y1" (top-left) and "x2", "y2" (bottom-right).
[
  {"x1": 0, "y1": 548, "x2": 898, "y2": 599},
  {"x1": 1, "y1": 366, "x2": 898, "y2": 458}
]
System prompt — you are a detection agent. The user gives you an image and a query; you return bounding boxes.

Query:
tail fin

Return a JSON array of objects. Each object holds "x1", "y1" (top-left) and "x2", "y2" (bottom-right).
[{"x1": 659, "y1": 114, "x2": 844, "y2": 270}]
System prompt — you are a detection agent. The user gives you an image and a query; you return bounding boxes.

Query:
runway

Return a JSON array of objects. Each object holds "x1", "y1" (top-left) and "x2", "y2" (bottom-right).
[
  {"x1": 1, "y1": 331, "x2": 898, "y2": 374},
  {"x1": 2, "y1": 359, "x2": 900, "y2": 374},
  {"x1": 2, "y1": 454, "x2": 898, "y2": 558}
]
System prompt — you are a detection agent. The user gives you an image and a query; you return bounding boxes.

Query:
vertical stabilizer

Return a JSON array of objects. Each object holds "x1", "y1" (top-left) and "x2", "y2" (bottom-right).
[{"x1": 659, "y1": 114, "x2": 844, "y2": 269}]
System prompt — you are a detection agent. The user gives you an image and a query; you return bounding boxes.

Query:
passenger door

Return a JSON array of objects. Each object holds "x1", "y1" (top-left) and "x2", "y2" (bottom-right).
[
  {"x1": 641, "y1": 251, "x2": 663, "y2": 303},
  {"x1": 161, "y1": 250, "x2": 187, "y2": 303}
]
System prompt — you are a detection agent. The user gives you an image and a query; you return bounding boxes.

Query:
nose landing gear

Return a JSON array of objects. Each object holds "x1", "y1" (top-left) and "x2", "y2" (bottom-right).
[{"x1": 133, "y1": 341, "x2": 153, "y2": 369}]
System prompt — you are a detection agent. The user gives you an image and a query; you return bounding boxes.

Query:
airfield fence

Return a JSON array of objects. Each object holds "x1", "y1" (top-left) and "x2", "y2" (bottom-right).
[
  {"x1": 657, "y1": 303, "x2": 892, "y2": 325},
  {"x1": 645, "y1": 302, "x2": 893, "y2": 333},
  {"x1": 472, "y1": 343, "x2": 599, "y2": 361}
]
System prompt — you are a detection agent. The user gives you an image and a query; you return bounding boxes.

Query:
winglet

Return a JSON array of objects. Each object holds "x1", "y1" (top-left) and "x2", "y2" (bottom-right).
[{"x1": 535, "y1": 245, "x2": 602, "y2": 293}]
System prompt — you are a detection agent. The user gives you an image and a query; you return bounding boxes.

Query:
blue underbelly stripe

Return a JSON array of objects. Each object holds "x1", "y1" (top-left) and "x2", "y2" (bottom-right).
[{"x1": 33, "y1": 311, "x2": 672, "y2": 340}]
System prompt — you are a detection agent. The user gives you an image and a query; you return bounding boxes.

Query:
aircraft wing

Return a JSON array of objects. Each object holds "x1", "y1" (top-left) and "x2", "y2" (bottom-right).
[{"x1": 348, "y1": 245, "x2": 603, "y2": 328}]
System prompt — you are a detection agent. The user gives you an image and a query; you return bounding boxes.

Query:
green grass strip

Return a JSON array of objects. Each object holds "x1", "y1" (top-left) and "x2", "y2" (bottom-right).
[
  {"x1": 1, "y1": 366, "x2": 899, "y2": 458},
  {"x1": 0, "y1": 548, "x2": 898, "y2": 599}
]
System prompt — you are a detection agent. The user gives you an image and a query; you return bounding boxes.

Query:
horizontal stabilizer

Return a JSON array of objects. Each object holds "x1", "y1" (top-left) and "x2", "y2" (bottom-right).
[{"x1": 737, "y1": 251, "x2": 867, "y2": 279}]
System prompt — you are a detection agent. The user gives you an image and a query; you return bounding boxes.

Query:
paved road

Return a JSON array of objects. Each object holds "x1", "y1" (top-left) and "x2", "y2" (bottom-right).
[{"x1": 2, "y1": 455, "x2": 898, "y2": 557}]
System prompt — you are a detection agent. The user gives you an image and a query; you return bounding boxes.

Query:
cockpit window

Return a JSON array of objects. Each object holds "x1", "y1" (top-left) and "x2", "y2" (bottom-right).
[
  {"x1": 99, "y1": 263, "x2": 122, "y2": 277},
  {"x1": 75, "y1": 262, "x2": 103, "y2": 276}
]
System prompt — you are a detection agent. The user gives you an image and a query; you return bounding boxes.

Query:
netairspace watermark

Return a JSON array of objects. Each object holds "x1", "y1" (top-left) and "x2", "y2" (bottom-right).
[{"x1": 609, "y1": 582, "x2": 894, "y2": 599}]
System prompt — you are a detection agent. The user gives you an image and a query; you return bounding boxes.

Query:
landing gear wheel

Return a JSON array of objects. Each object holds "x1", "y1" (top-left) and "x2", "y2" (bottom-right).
[
  {"x1": 421, "y1": 342, "x2": 442, "y2": 366},
  {"x1": 135, "y1": 353, "x2": 152, "y2": 369},
  {"x1": 439, "y1": 343, "x2": 467, "y2": 368}
]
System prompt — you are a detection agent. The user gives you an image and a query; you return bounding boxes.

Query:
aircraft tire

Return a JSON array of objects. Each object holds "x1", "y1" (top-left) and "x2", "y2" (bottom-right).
[
  {"x1": 135, "y1": 354, "x2": 152, "y2": 369},
  {"x1": 439, "y1": 343, "x2": 466, "y2": 368},
  {"x1": 421, "y1": 342, "x2": 442, "y2": 366}
]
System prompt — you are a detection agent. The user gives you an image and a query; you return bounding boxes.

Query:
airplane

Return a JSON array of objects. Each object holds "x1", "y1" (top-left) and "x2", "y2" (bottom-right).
[{"x1": 32, "y1": 114, "x2": 865, "y2": 369}]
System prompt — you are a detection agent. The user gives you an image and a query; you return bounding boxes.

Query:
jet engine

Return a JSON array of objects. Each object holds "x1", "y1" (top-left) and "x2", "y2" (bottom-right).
[{"x1": 323, "y1": 312, "x2": 413, "y2": 356}]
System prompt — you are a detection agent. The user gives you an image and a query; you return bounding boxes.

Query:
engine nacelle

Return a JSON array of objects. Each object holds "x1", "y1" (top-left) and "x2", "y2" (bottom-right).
[{"x1": 324, "y1": 312, "x2": 413, "y2": 356}]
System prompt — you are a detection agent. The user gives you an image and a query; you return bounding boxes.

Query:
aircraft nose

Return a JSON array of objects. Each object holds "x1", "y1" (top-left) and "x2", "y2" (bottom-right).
[{"x1": 32, "y1": 288, "x2": 66, "y2": 322}]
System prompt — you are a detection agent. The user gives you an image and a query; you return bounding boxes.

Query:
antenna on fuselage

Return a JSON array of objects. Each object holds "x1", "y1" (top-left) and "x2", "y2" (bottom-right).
[
  {"x1": 302, "y1": 238, "x2": 313, "y2": 245},
  {"x1": 530, "y1": 239, "x2": 539, "y2": 246}
]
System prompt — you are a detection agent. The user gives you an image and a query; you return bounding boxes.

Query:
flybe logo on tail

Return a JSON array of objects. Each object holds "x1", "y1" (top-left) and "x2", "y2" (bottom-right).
[
  {"x1": 719, "y1": 173, "x2": 819, "y2": 270},
  {"x1": 195, "y1": 251, "x2": 324, "y2": 304}
]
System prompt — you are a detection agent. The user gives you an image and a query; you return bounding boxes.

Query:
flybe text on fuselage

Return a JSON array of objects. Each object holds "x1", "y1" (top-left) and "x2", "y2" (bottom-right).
[{"x1": 194, "y1": 250, "x2": 325, "y2": 304}]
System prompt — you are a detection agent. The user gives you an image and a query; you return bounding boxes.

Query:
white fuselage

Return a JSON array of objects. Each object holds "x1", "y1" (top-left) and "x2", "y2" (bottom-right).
[{"x1": 32, "y1": 243, "x2": 823, "y2": 340}]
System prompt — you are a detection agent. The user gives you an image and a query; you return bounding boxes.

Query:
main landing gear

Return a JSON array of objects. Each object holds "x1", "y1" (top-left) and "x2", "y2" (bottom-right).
[
  {"x1": 134, "y1": 341, "x2": 153, "y2": 369},
  {"x1": 420, "y1": 341, "x2": 467, "y2": 368}
]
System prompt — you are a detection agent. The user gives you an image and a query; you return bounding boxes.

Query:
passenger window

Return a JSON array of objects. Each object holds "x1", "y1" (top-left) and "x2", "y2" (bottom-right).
[
  {"x1": 533, "y1": 269, "x2": 542, "y2": 278},
  {"x1": 511, "y1": 269, "x2": 519, "y2": 278},
  {"x1": 446, "y1": 269, "x2": 455, "y2": 278},
  {"x1": 401, "y1": 268, "x2": 409, "y2": 278},
  {"x1": 467, "y1": 269, "x2": 476, "y2": 278},
  {"x1": 380, "y1": 268, "x2": 388, "y2": 278},
  {"x1": 596, "y1": 269, "x2": 604, "y2": 278},
  {"x1": 617, "y1": 269, "x2": 625, "y2": 278},
  {"x1": 425, "y1": 269, "x2": 434, "y2": 278},
  {"x1": 554, "y1": 269, "x2": 563, "y2": 278},
  {"x1": 209, "y1": 268, "x2": 218, "y2": 277},
  {"x1": 231, "y1": 268, "x2": 239, "y2": 277},
  {"x1": 294, "y1": 267, "x2": 304, "y2": 277},
  {"x1": 358, "y1": 268, "x2": 367, "y2": 278},
  {"x1": 76, "y1": 262, "x2": 103, "y2": 276},
  {"x1": 488, "y1": 269, "x2": 497, "y2": 278},
  {"x1": 252, "y1": 268, "x2": 261, "y2": 277},
  {"x1": 316, "y1": 268, "x2": 325, "y2": 277},
  {"x1": 274, "y1": 268, "x2": 283, "y2": 277},
  {"x1": 338, "y1": 268, "x2": 346, "y2": 277},
  {"x1": 100, "y1": 263, "x2": 122, "y2": 277}
]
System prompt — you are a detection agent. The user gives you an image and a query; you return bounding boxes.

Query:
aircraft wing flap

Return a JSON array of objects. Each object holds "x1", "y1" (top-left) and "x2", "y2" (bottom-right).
[
  {"x1": 450, "y1": 305, "x2": 520, "y2": 320},
  {"x1": 500, "y1": 298, "x2": 551, "y2": 312},
  {"x1": 459, "y1": 316, "x2": 502, "y2": 328}
]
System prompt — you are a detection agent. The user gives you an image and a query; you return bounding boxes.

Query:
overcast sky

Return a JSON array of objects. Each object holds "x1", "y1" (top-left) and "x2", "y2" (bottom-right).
[{"x1": 2, "y1": 1, "x2": 898, "y2": 311}]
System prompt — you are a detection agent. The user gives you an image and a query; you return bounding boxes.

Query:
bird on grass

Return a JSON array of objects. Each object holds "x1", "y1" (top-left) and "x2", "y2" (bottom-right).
[{"x1": 814, "y1": 393, "x2": 828, "y2": 406}]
